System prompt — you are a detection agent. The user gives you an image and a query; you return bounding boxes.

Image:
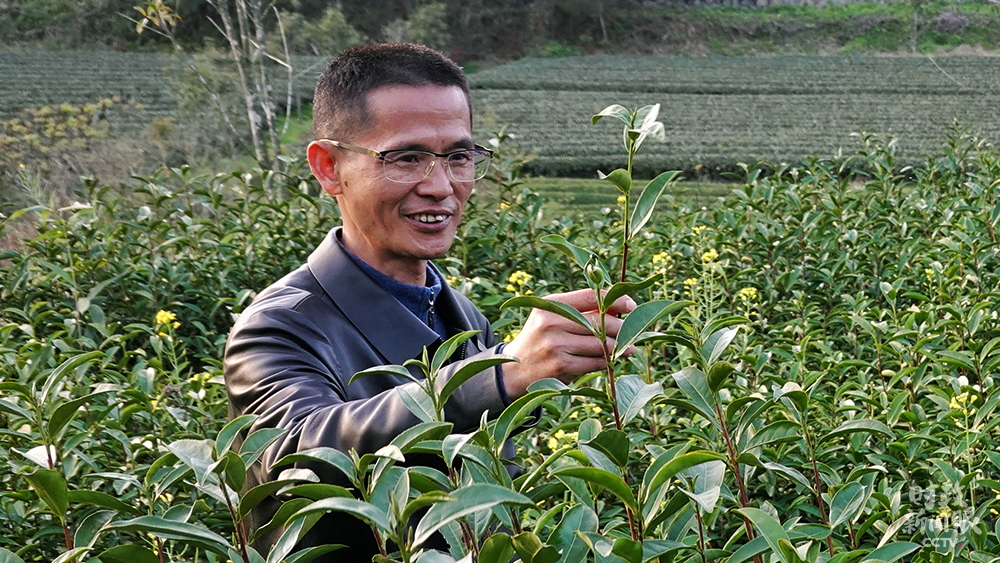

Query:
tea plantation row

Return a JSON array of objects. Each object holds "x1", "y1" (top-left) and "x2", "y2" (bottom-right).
[{"x1": 469, "y1": 55, "x2": 1000, "y2": 176}]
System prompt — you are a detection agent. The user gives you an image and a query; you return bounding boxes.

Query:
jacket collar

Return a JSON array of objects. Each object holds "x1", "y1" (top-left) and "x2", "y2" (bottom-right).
[{"x1": 306, "y1": 227, "x2": 476, "y2": 365}]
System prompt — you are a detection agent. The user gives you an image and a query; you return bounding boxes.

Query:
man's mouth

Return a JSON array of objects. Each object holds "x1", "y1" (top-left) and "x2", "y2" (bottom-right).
[{"x1": 410, "y1": 213, "x2": 450, "y2": 224}]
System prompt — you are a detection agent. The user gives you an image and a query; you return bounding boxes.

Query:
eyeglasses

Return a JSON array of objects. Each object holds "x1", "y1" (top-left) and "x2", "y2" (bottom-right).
[{"x1": 319, "y1": 139, "x2": 493, "y2": 183}]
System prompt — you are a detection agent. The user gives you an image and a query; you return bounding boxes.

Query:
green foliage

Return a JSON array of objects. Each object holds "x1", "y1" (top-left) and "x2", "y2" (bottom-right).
[
  {"x1": 382, "y1": 2, "x2": 452, "y2": 50},
  {"x1": 268, "y1": 4, "x2": 365, "y2": 57},
  {"x1": 3, "y1": 114, "x2": 1000, "y2": 563}
]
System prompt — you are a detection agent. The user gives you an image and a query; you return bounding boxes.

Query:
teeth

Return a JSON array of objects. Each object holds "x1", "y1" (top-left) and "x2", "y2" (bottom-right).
[{"x1": 414, "y1": 214, "x2": 447, "y2": 223}]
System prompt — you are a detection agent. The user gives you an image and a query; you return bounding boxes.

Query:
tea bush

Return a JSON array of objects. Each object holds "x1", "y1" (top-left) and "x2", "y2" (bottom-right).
[{"x1": 1, "y1": 119, "x2": 999, "y2": 563}]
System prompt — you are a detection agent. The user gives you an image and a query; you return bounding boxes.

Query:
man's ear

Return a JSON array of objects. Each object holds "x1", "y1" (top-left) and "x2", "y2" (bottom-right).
[{"x1": 307, "y1": 141, "x2": 344, "y2": 196}]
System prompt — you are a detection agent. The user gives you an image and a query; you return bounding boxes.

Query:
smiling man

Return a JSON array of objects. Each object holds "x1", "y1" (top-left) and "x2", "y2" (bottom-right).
[{"x1": 224, "y1": 44, "x2": 635, "y2": 560}]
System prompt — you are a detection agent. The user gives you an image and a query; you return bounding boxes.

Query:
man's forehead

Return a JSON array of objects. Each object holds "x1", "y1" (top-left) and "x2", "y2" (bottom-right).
[{"x1": 356, "y1": 84, "x2": 473, "y2": 148}]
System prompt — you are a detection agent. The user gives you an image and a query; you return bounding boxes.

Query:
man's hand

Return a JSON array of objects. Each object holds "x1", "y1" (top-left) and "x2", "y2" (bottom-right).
[{"x1": 501, "y1": 289, "x2": 637, "y2": 398}]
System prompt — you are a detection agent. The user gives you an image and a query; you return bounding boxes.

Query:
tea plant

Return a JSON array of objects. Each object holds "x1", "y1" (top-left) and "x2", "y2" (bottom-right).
[{"x1": 2, "y1": 112, "x2": 1000, "y2": 563}]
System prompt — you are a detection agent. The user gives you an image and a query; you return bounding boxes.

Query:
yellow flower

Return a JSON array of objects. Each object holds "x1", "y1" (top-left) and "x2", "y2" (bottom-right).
[
  {"x1": 592, "y1": 406, "x2": 602, "y2": 414},
  {"x1": 547, "y1": 437, "x2": 559, "y2": 450},
  {"x1": 692, "y1": 225, "x2": 707, "y2": 235},
  {"x1": 569, "y1": 411, "x2": 578, "y2": 419},
  {"x1": 18, "y1": 163, "x2": 26, "y2": 169},
  {"x1": 555, "y1": 429, "x2": 566, "y2": 439},
  {"x1": 499, "y1": 201, "x2": 509, "y2": 210},
  {"x1": 506, "y1": 284, "x2": 516, "y2": 292},
  {"x1": 155, "y1": 310, "x2": 177, "y2": 325},
  {"x1": 508, "y1": 271, "x2": 533, "y2": 286},
  {"x1": 651, "y1": 251, "x2": 672, "y2": 265},
  {"x1": 738, "y1": 287, "x2": 758, "y2": 302},
  {"x1": 684, "y1": 278, "x2": 698, "y2": 288},
  {"x1": 617, "y1": 195, "x2": 627, "y2": 206},
  {"x1": 503, "y1": 330, "x2": 520, "y2": 343},
  {"x1": 701, "y1": 249, "x2": 719, "y2": 263},
  {"x1": 446, "y1": 276, "x2": 460, "y2": 286}
]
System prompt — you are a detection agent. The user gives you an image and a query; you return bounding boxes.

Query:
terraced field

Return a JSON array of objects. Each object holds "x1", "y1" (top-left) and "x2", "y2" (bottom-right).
[
  {"x1": 470, "y1": 55, "x2": 1000, "y2": 176},
  {"x1": 0, "y1": 51, "x2": 326, "y2": 127}
]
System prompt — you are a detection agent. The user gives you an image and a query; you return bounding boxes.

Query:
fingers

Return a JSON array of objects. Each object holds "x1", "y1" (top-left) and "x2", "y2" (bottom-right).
[{"x1": 545, "y1": 288, "x2": 637, "y2": 316}]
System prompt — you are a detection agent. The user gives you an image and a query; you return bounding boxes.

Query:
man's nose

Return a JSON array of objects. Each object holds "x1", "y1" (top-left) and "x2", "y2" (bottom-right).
[{"x1": 415, "y1": 158, "x2": 455, "y2": 199}]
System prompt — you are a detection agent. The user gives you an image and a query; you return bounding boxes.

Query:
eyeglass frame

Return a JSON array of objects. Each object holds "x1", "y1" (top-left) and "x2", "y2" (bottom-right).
[{"x1": 317, "y1": 139, "x2": 494, "y2": 183}]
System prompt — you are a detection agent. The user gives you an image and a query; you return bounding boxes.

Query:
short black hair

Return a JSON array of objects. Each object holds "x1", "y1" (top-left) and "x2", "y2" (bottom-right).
[{"x1": 312, "y1": 43, "x2": 470, "y2": 141}]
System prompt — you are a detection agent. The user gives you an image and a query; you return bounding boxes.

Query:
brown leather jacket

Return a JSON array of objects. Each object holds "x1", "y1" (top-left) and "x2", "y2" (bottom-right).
[{"x1": 224, "y1": 227, "x2": 511, "y2": 560}]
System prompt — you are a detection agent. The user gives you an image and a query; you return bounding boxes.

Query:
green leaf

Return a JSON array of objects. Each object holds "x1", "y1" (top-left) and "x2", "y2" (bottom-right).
[
  {"x1": 492, "y1": 389, "x2": 558, "y2": 446},
  {"x1": 735, "y1": 507, "x2": 793, "y2": 563},
  {"x1": 432, "y1": 330, "x2": 481, "y2": 374},
  {"x1": 702, "y1": 326, "x2": 740, "y2": 366},
  {"x1": 616, "y1": 375, "x2": 663, "y2": 424},
  {"x1": 614, "y1": 300, "x2": 690, "y2": 359},
  {"x1": 669, "y1": 366, "x2": 719, "y2": 428},
  {"x1": 642, "y1": 451, "x2": 725, "y2": 505},
  {"x1": 239, "y1": 427, "x2": 287, "y2": 467},
  {"x1": 602, "y1": 275, "x2": 660, "y2": 313},
  {"x1": 821, "y1": 420, "x2": 895, "y2": 444},
  {"x1": 349, "y1": 364, "x2": 416, "y2": 385},
  {"x1": 641, "y1": 539, "x2": 687, "y2": 562},
  {"x1": 400, "y1": 491, "x2": 454, "y2": 526},
  {"x1": 390, "y1": 421, "x2": 454, "y2": 453},
  {"x1": 600, "y1": 168, "x2": 632, "y2": 195},
  {"x1": 265, "y1": 511, "x2": 323, "y2": 563},
  {"x1": 167, "y1": 439, "x2": 214, "y2": 485},
  {"x1": 584, "y1": 429, "x2": 631, "y2": 468},
  {"x1": 397, "y1": 383, "x2": 437, "y2": 422},
  {"x1": 936, "y1": 349, "x2": 975, "y2": 371},
  {"x1": 0, "y1": 398, "x2": 32, "y2": 421},
  {"x1": 876, "y1": 513, "x2": 915, "y2": 548},
  {"x1": 110, "y1": 516, "x2": 233, "y2": 555},
  {"x1": 539, "y1": 234, "x2": 596, "y2": 270},
  {"x1": 215, "y1": 414, "x2": 258, "y2": 458},
  {"x1": 551, "y1": 467, "x2": 637, "y2": 511},
  {"x1": 677, "y1": 460, "x2": 726, "y2": 513},
  {"x1": 68, "y1": 490, "x2": 139, "y2": 516},
  {"x1": 48, "y1": 388, "x2": 117, "y2": 439},
  {"x1": 548, "y1": 505, "x2": 598, "y2": 562},
  {"x1": 612, "y1": 538, "x2": 643, "y2": 563},
  {"x1": 830, "y1": 482, "x2": 867, "y2": 529},
  {"x1": 74, "y1": 509, "x2": 115, "y2": 548},
  {"x1": 439, "y1": 355, "x2": 518, "y2": 406},
  {"x1": 413, "y1": 484, "x2": 533, "y2": 546},
  {"x1": 287, "y1": 497, "x2": 390, "y2": 534},
  {"x1": 707, "y1": 361, "x2": 736, "y2": 393},
  {"x1": 512, "y1": 531, "x2": 561, "y2": 563},
  {"x1": 479, "y1": 534, "x2": 516, "y2": 563},
  {"x1": 40, "y1": 350, "x2": 103, "y2": 407},
  {"x1": 284, "y1": 545, "x2": 345, "y2": 563},
  {"x1": 745, "y1": 421, "x2": 801, "y2": 451},
  {"x1": 25, "y1": 468, "x2": 68, "y2": 520},
  {"x1": 270, "y1": 447, "x2": 356, "y2": 483},
  {"x1": 592, "y1": 104, "x2": 632, "y2": 126},
  {"x1": 98, "y1": 545, "x2": 160, "y2": 563},
  {"x1": 629, "y1": 171, "x2": 680, "y2": 240},
  {"x1": 864, "y1": 542, "x2": 921, "y2": 563},
  {"x1": 501, "y1": 295, "x2": 594, "y2": 333},
  {"x1": 237, "y1": 476, "x2": 323, "y2": 522}
]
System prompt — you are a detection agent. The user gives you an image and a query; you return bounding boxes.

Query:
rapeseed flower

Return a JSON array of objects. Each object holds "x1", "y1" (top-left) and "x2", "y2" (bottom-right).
[
  {"x1": 506, "y1": 271, "x2": 533, "y2": 294},
  {"x1": 701, "y1": 249, "x2": 719, "y2": 263},
  {"x1": 155, "y1": 309, "x2": 180, "y2": 329}
]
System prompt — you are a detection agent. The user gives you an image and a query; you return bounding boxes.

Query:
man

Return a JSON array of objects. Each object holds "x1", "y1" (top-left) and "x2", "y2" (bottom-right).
[{"x1": 224, "y1": 43, "x2": 634, "y2": 560}]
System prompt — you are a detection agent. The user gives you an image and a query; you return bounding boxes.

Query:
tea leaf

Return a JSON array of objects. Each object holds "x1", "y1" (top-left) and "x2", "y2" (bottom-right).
[
  {"x1": 413, "y1": 484, "x2": 533, "y2": 546},
  {"x1": 629, "y1": 171, "x2": 680, "y2": 240}
]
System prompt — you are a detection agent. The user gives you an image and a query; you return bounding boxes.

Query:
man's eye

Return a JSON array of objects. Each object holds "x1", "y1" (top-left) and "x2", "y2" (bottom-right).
[
  {"x1": 387, "y1": 152, "x2": 423, "y2": 165},
  {"x1": 448, "y1": 152, "x2": 473, "y2": 164}
]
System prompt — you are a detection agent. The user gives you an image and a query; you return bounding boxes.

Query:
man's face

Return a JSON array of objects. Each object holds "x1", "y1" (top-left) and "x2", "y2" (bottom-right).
[{"x1": 312, "y1": 84, "x2": 474, "y2": 283}]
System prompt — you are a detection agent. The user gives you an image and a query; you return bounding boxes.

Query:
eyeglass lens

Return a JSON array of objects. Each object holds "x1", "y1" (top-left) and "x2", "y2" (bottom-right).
[{"x1": 382, "y1": 151, "x2": 490, "y2": 182}]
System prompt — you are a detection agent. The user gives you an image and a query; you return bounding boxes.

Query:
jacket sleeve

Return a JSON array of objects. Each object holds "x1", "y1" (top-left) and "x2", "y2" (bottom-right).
[{"x1": 224, "y1": 300, "x2": 509, "y2": 484}]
